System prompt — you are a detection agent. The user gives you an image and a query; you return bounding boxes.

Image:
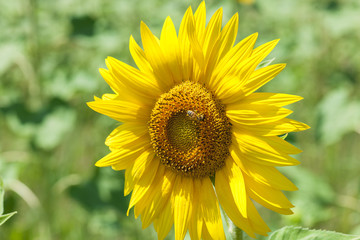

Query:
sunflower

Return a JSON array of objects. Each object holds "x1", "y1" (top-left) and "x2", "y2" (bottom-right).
[{"x1": 87, "y1": 2, "x2": 309, "y2": 239}]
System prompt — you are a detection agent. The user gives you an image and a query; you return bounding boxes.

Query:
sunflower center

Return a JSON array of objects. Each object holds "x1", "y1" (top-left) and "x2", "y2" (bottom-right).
[
  {"x1": 167, "y1": 112, "x2": 198, "y2": 151},
  {"x1": 148, "y1": 81, "x2": 232, "y2": 178}
]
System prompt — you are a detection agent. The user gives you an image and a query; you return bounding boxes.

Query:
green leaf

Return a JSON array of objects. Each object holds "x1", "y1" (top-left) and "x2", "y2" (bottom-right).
[
  {"x1": 0, "y1": 211, "x2": 17, "y2": 226},
  {"x1": 269, "y1": 226, "x2": 360, "y2": 240},
  {"x1": 0, "y1": 44, "x2": 19, "y2": 75},
  {"x1": 279, "y1": 133, "x2": 288, "y2": 140},
  {"x1": 34, "y1": 107, "x2": 76, "y2": 150},
  {"x1": 0, "y1": 178, "x2": 4, "y2": 215},
  {"x1": 257, "y1": 57, "x2": 276, "y2": 69},
  {"x1": 318, "y1": 87, "x2": 360, "y2": 146},
  {"x1": 0, "y1": 177, "x2": 17, "y2": 226}
]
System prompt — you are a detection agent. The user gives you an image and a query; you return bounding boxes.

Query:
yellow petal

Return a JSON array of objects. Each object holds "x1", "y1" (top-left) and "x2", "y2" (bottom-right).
[
  {"x1": 244, "y1": 161, "x2": 298, "y2": 191},
  {"x1": 241, "y1": 63, "x2": 286, "y2": 98},
  {"x1": 212, "y1": 74, "x2": 240, "y2": 100},
  {"x1": 229, "y1": 144, "x2": 247, "y2": 174},
  {"x1": 217, "y1": 64, "x2": 286, "y2": 104},
  {"x1": 127, "y1": 153, "x2": 159, "y2": 215},
  {"x1": 216, "y1": 166, "x2": 271, "y2": 236},
  {"x1": 193, "y1": 7, "x2": 223, "y2": 84},
  {"x1": 172, "y1": 176, "x2": 193, "y2": 240},
  {"x1": 200, "y1": 40, "x2": 220, "y2": 85},
  {"x1": 135, "y1": 165, "x2": 175, "y2": 221},
  {"x1": 217, "y1": 13, "x2": 239, "y2": 61},
  {"x1": 266, "y1": 135, "x2": 303, "y2": 154},
  {"x1": 133, "y1": 164, "x2": 166, "y2": 218},
  {"x1": 234, "y1": 118, "x2": 310, "y2": 136},
  {"x1": 124, "y1": 166, "x2": 134, "y2": 196},
  {"x1": 236, "y1": 131, "x2": 302, "y2": 155},
  {"x1": 194, "y1": 1, "x2": 206, "y2": 44},
  {"x1": 109, "y1": 135, "x2": 151, "y2": 153},
  {"x1": 160, "y1": 168, "x2": 177, "y2": 201},
  {"x1": 123, "y1": 151, "x2": 157, "y2": 197},
  {"x1": 247, "y1": 200, "x2": 270, "y2": 236},
  {"x1": 232, "y1": 132, "x2": 300, "y2": 166},
  {"x1": 212, "y1": 32, "x2": 258, "y2": 84},
  {"x1": 224, "y1": 158, "x2": 247, "y2": 218},
  {"x1": 252, "y1": 38, "x2": 279, "y2": 55},
  {"x1": 160, "y1": 17, "x2": 182, "y2": 84},
  {"x1": 100, "y1": 93, "x2": 117, "y2": 101},
  {"x1": 139, "y1": 206, "x2": 153, "y2": 228},
  {"x1": 212, "y1": 35, "x2": 274, "y2": 93},
  {"x1": 178, "y1": 6, "x2": 194, "y2": 81},
  {"x1": 153, "y1": 199, "x2": 173, "y2": 240},
  {"x1": 203, "y1": 7, "x2": 222, "y2": 60},
  {"x1": 129, "y1": 35, "x2": 153, "y2": 74},
  {"x1": 201, "y1": 12, "x2": 239, "y2": 85},
  {"x1": 238, "y1": 50, "x2": 274, "y2": 83},
  {"x1": 227, "y1": 105, "x2": 293, "y2": 126},
  {"x1": 215, "y1": 166, "x2": 256, "y2": 237},
  {"x1": 187, "y1": 10, "x2": 205, "y2": 71},
  {"x1": 140, "y1": 21, "x2": 174, "y2": 90},
  {"x1": 87, "y1": 99, "x2": 150, "y2": 123},
  {"x1": 201, "y1": 224, "x2": 213, "y2": 240},
  {"x1": 200, "y1": 178, "x2": 226, "y2": 240},
  {"x1": 188, "y1": 179, "x2": 202, "y2": 240},
  {"x1": 99, "y1": 67, "x2": 153, "y2": 105},
  {"x1": 105, "y1": 123, "x2": 147, "y2": 147},
  {"x1": 227, "y1": 42, "x2": 280, "y2": 96},
  {"x1": 130, "y1": 149, "x2": 157, "y2": 185},
  {"x1": 98, "y1": 68, "x2": 123, "y2": 97},
  {"x1": 144, "y1": 168, "x2": 176, "y2": 226},
  {"x1": 240, "y1": 92, "x2": 303, "y2": 107},
  {"x1": 245, "y1": 175, "x2": 294, "y2": 215},
  {"x1": 230, "y1": 137, "x2": 298, "y2": 191},
  {"x1": 96, "y1": 147, "x2": 143, "y2": 168},
  {"x1": 106, "y1": 56, "x2": 161, "y2": 99}
]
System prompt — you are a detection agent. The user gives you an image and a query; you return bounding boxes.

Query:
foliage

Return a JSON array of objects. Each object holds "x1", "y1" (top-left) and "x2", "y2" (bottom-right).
[
  {"x1": 0, "y1": 0, "x2": 359, "y2": 239},
  {"x1": 0, "y1": 178, "x2": 17, "y2": 226},
  {"x1": 269, "y1": 226, "x2": 360, "y2": 240}
]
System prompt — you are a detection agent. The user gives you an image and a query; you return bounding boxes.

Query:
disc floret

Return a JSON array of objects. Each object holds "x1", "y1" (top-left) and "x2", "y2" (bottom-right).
[{"x1": 149, "y1": 81, "x2": 232, "y2": 178}]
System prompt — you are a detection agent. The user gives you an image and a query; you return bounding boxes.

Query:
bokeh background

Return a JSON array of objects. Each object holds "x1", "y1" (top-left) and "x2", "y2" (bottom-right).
[{"x1": 1, "y1": 0, "x2": 360, "y2": 239}]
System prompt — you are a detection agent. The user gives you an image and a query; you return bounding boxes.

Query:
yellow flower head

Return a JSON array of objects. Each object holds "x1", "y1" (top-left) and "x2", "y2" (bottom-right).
[{"x1": 88, "y1": 2, "x2": 309, "y2": 239}]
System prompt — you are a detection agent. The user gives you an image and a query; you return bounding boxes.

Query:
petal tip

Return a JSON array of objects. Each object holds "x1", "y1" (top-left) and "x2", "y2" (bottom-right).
[
  {"x1": 86, "y1": 101, "x2": 95, "y2": 107},
  {"x1": 99, "y1": 68, "x2": 107, "y2": 74},
  {"x1": 95, "y1": 160, "x2": 105, "y2": 167}
]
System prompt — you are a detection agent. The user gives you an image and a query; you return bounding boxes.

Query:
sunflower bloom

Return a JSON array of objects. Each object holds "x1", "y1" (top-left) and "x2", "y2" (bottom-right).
[{"x1": 88, "y1": 2, "x2": 309, "y2": 239}]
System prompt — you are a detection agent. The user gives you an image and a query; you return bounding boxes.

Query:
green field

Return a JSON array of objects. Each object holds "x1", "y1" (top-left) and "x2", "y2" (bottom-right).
[{"x1": 1, "y1": 0, "x2": 360, "y2": 239}]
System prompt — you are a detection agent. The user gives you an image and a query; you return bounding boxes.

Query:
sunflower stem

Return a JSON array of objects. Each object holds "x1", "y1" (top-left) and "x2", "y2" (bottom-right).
[
  {"x1": 233, "y1": 226, "x2": 244, "y2": 240},
  {"x1": 228, "y1": 217, "x2": 244, "y2": 240}
]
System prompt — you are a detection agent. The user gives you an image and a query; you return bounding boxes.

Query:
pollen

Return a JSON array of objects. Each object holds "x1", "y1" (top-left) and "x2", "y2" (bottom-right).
[{"x1": 148, "y1": 81, "x2": 232, "y2": 178}]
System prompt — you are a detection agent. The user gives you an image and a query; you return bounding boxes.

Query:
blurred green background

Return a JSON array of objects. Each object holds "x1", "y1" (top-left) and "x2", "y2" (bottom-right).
[{"x1": 1, "y1": 0, "x2": 360, "y2": 239}]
